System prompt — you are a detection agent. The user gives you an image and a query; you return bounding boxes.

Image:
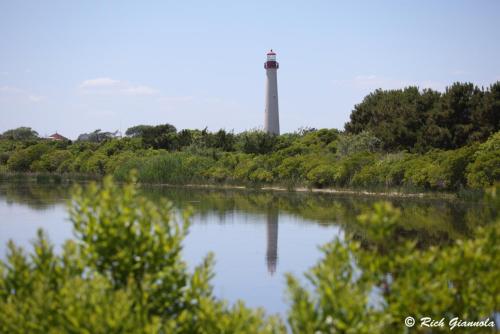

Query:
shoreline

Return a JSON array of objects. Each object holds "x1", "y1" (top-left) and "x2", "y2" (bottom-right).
[
  {"x1": 0, "y1": 172, "x2": 474, "y2": 201},
  {"x1": 145, "y1": 182, "x2": 462, "y2": 200}
]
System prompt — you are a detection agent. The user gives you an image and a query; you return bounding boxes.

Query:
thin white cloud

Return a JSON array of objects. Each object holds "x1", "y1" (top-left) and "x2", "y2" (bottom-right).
[
  {"x1": 333, "y1": 75, "x2": 445, "y2": 91},
  {"x1": 79, "y1": 77, "x2": 158, "y2": 96},
  {"x1": 0, "y1": 85, "x2": 45, "y2": 103},
  {"x1": 80, "y1": 77, "x2": 121, "y2": 88}
]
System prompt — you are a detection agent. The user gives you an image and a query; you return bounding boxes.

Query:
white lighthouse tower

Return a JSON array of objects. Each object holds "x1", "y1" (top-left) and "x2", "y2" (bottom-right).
[{"x1": 264, "y1": 49, "x2": 280, "y2": 135}]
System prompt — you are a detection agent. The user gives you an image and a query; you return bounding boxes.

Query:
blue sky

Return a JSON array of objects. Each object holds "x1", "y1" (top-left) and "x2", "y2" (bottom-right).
[{"x1": 1, "y1": 0, "x2": 499, "y2": 139}]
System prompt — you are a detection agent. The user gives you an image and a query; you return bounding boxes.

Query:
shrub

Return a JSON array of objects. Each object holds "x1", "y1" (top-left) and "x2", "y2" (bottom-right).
[
  {"x1": 249, "y1": 168, "x2": 274, "y2": 183},
  {"x1": 306, "y1": 164, "x2": 336, "y2": 188},
  {"x1": 236, "y1": 130, "x2": 277, "y2": 154},
  {"x1": 36, "y1": 150, "x2": 73, "y2": 172},
  {"x1": 7, "y1": 143, "x2": 52, "y2": 172},
  {"x1": 105, "y1": 151, "x2": 137, "y2": 174},
  {"x1": 467, "y1": 131, "x2": 500, "y2": 187},
  {"x1": 81, "y1": 152, "x2": 109, "y2": 175},
  {"x1": 0, "y1": 152, "x2": 10, "y2": 165},
  {"x1": 275, "y1": 155, "x2": 308, "y2": 185},
  {"x1": 334, "y1": 152, "x2": 379, "y2": 187},
  {"x1": 426, "y1": 146, "x2": 477, "y2": 190},
  {"x1": 335, "y1": 131, "x2": 382, "y2": 158}
]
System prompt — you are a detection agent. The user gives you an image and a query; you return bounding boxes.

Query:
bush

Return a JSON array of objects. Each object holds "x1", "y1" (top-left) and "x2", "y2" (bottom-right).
[
  {"x1": 275, "y1": 155, "x2": 308, "y2": 185},
  {"x1": 427, "y1": 146, "x2": 477, "y2": 189},
  {"x1": 81, "y1": 152, "x2": 109, "y2": 175},
  {"x1": 333, "y1": 152, "x2": 379, "y2": 187},
  {"x1": 236, "y1": 130, "x2": 277, "y2": 154},
  {"x1": 0, "y1": 152, "x2": 10, "y2": 165},
  {"x1": 306, "y1": 164, "x2": 336, "y2": 188},
  {"x1": 351, "y1": 153, "x2": 410, "y2": 188},
  {"x1": 35, "y1": 150, "x2": 73, "y2": 172},
  {"x1": 7, "y1": 143, "x2": 52, "y2": 172},
  {"x1": 249, "y1": 168, "x2": 274, "y2": 183},
  {"x1": 104, "y1": 151, "x2": 137, "y2": 174},
  {"x1": 467, "y1": 131, "x2": 500, "y2": 188},
  {"x1": 335, "y1": 131, "x2": 382, "y2": 158}
]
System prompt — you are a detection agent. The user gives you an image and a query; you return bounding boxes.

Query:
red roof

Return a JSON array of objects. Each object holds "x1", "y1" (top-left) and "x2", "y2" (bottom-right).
[{"x1": 48, "y1": 133, "x2": 68, "y2": 141}]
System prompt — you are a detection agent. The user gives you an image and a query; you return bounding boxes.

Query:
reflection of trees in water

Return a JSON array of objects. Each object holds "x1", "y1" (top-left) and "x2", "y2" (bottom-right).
[
  {"x1": 0, "y1": 181, "x2": 492, "y2": 247},
  {"x1": 142, "y1": 186, "x2": 492, "y2": 247},
  {"x1": 0, "y1": 181, "x2": 72, "y2": 210}
]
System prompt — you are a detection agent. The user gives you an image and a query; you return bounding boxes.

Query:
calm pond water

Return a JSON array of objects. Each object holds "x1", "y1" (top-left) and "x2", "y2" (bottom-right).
[{"x1": 0, "y1": 180, "x2": 488, "y2": 316}]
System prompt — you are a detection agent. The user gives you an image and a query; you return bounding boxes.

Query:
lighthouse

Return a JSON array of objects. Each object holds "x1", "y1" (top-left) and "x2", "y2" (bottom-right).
[{"x1": 264, "y1": 49, "x2": 280, "y2": 135}]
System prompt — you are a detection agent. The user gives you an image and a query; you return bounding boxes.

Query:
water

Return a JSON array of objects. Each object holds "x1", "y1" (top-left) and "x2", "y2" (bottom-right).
[{"x1": 0, "y1": 181, "x2": 487, "y2": 316}]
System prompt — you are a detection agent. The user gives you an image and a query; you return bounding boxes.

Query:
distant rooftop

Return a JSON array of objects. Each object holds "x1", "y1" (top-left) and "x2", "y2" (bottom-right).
[{"x1": 48, "y1": 132, "x2": 68, "y2": 141}]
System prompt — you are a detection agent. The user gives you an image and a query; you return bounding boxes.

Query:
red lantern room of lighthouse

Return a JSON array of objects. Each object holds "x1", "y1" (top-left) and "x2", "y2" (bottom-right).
[{"x1": 264, "y1": 50, "x2": 279, "y2": 69}]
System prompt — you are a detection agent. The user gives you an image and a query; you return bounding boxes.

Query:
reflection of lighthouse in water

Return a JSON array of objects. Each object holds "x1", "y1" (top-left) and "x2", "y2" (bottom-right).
[{"x1": 266, "y1": 208, "x2": 279, "y2": 274}]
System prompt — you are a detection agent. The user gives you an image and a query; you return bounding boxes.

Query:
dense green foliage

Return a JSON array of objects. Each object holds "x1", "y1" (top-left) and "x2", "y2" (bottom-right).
[
  {"x1": 1, "y1": 126, "x2": 498, "y2": 191},
  {"x1": 466, "y1": 131, "x2": 500, "y2": 188},
  {"x1": 1, "y1": 82, "x2": 499, "y2": 191},
  {"x1": 1, "y1": 177, "x2": 498, "y2": 332},
  {"x1": 0, "y1": 127, "x2": 39, "y2": 141},
  {"x1": 345, "y1": 82, "x2": 500, "y2": 152}
]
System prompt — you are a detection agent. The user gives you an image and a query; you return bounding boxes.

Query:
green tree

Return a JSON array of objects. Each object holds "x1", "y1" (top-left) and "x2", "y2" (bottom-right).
[
  {"x1": 125, "y1": 124, "x2": 154, "y2": 137},
  {"x1": 345, "y1": 82, "x2": 500, "y2": 152},
  {"x1": 466, "y1": 131, "x2": 500, "y2": 187},
  {"x1": 345, "y1": 87, "x2": 432, "y2": 151},
  {"x1": 77, "y1": 129, "x2": 116, "y2": 143},
  {"x1": 1, "y1": 127, "x2": 39, "y2": 140},
  {"x1": 236, "y1": 130, "x2": 277, "y2": 154},
  {"x1": 142, "y1": 124, "x2": 178, "y2": 150}
]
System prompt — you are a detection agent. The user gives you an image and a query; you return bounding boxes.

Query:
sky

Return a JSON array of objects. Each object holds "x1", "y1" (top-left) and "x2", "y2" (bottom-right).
[{"x1": 1, "y1": 0, "x2": 499, "y2": 139}]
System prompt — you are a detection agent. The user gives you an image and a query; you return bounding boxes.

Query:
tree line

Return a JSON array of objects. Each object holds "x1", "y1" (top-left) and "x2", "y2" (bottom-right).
[
  {"x1": 0, "y1": 81, "x2": 499, "y2": 190},
  {"x1": 345, "y1": 82, "x2": 500, "y2": 151}
]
